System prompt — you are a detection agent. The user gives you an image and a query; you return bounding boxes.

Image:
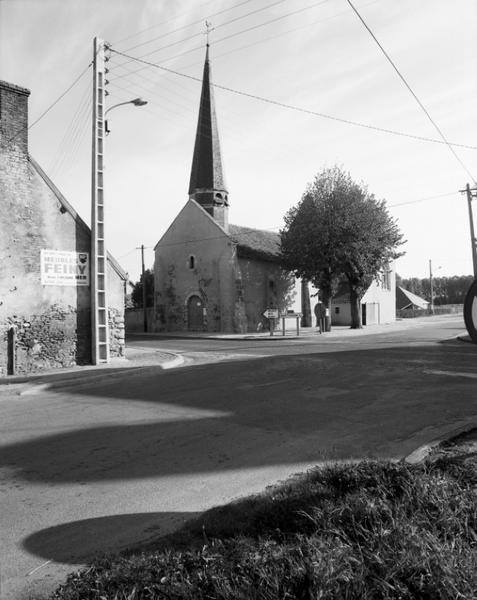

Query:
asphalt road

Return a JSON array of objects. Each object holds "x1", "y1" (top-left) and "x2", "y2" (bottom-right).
[{"x1": 1, "y1": 315, "x2": 476, "y2": 599}]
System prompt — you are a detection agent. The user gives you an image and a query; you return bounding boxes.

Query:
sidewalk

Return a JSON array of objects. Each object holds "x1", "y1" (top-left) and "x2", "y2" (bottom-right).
[{"x1": 128, "y1": 313, "x2": 464, "y2": 341}]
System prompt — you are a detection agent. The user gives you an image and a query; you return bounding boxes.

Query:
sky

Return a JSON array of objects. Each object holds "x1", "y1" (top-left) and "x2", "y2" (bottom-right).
[{"x1": 1, "y1": 0, "x2": 476, "y2": 283}]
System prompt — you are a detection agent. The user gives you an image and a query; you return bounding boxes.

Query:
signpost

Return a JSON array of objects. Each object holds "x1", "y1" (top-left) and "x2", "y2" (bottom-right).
[
  {"x1": 263, "y1": 308, "x2": 279, "y2": 336},
  {"x1": 263, "y1": 309, "x2": 303, "y2": 336}
]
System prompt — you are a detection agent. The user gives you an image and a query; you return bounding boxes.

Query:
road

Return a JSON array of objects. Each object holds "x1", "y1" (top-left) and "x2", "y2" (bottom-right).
[{"x1": 1, "y1": 315, "x2": 476, "y2": 599}]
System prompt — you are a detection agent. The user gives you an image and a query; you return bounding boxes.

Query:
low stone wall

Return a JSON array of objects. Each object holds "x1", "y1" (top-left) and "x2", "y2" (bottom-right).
[
  {"x1": 125, "y1": 307, "x2": 155, "y2": 333},
  {"x1": 109, "y1": 307, "x2": 125, "y2": 357},
  {"x1": 0, "y1": 305, "x2": 125, "y2": 376},
  {"x1": 0, "y1": 304, "x2": 91, "y2": 376}
]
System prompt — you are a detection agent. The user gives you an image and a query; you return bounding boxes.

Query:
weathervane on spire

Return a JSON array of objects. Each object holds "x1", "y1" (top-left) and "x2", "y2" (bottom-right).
[{"x1": 205, "y1": 20, "x2": 214, "y2": 47}]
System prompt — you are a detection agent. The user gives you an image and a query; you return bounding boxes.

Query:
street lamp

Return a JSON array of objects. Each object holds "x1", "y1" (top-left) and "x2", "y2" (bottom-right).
[{"x1": 105, "y1": 98, "x2": 148, "y2": 135}]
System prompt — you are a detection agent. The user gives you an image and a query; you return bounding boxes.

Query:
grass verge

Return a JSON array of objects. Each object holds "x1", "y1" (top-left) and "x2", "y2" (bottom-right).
[{"x1": 50, "y1": 458, "x2": 477, "y2": 599}]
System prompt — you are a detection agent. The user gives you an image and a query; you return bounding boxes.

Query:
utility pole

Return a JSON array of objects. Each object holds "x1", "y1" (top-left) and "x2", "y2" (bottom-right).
[
  {"x1": 138, "y1": 244, "x2": 148, "y2": 332},
  {"x1": 429, "y1": 259, "x2": 434, "y2": 314},
  {"x1": 464, "y1": 184, "x2": 477, "y2": 278},
  {"x1": 91, "y1": 37, "x2": 109, "y2": 364}
]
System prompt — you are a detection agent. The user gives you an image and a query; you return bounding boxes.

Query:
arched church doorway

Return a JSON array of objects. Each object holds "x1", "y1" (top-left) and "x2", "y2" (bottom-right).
[{"x1": 187, "y1": 295, "x2": 204, "y2": 331}]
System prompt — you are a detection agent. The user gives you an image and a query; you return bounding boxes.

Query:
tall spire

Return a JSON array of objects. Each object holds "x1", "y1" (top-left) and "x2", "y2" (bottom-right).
[{"x1": 188, "y1": 44, "x2": 229, "y2": 230}]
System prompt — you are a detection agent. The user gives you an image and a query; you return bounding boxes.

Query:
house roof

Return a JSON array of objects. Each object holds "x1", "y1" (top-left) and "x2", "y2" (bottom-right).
[
  {"x1": 29, "y1": 156, "x2": 128, "y2": 281},
  {"x1": 396, "y1": 286, "x2": 429, "y2": 310},
  {"x1": 228, "y1": 224, "x2": 281, "y2": 263}
]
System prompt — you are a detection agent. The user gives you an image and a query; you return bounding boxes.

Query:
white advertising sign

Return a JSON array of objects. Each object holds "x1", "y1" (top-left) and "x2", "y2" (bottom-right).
[{"x1": 41, "y1": 250, "x2": 90, "y2": 286}]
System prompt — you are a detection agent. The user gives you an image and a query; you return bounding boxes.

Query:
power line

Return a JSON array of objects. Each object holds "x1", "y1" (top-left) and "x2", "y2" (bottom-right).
[
  {"x1": 49, "y1": 80, "x2": 91, "y2": 176},
  {"x1": 119, "y1": 0, "x2": 276, "y2": 57},
  {"x1": 179, "y1": 0, "x2": 381, "y2": 71},
  {"x1": 388, "y1": 191, "x2": 456, "y2": 208},
  {"x1": 5, "y1": 61, "x2": 92, "y2": 145},
  {"x1": 113, "y1": 0, "x2": 248, "y2": 46},
  {"x1": 110, "y1": 0, "x2": 329, "y2": 81},
  {"x1": 345, "y1": 0, "x2": 477, "y2": 183},
  {"x1": 108, "y1": 47, "x2": 477, "y2": 151}
]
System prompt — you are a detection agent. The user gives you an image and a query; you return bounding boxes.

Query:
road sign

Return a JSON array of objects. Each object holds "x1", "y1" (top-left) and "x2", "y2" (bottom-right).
[{"x1": 263, "y1": 308, "x2": 279, "y2": 319}]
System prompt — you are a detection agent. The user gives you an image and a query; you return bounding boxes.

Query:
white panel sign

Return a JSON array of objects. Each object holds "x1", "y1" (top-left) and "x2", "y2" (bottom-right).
[{"x1": 41, "y1": 250, "x2": 90, "y2": 286}]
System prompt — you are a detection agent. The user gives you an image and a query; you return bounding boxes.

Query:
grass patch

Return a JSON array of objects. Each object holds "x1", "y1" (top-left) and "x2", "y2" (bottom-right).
[{"x1": 50, "y1": 459, "x2": 477, "y2": 599}]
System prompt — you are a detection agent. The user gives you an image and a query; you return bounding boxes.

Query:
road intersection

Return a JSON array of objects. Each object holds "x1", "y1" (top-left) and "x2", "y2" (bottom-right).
[{"x1": 1, "y1": 315, "x2": 476, "y2": 599}]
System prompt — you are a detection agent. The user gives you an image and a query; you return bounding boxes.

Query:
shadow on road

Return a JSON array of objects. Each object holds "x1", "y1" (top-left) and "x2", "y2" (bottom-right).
[
  {"x1": 22, "y1": 512, "x2": 200, "y2": 563},
  {"x1": 1, "y1": 343, "x2": 477, "y2": 486}
]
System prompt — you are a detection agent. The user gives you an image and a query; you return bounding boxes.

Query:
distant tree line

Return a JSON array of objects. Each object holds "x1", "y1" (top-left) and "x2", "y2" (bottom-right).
[{"x1": 397, "y1": 274, "x2": 473, "y2": 305}]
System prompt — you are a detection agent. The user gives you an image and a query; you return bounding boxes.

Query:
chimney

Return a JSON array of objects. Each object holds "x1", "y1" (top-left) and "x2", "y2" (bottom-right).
[{"x1": 0, "y1": 81, "x2": 31, "y2": 158}]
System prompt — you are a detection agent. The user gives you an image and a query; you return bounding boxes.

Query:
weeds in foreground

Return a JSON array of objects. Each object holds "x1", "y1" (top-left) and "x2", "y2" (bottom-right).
[{"x1": 51, "y1": 459, "x2": 477, "y2": 599}]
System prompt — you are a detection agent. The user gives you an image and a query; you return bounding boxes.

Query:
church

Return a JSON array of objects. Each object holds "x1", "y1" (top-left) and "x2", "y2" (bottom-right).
[
  {"x1": 153, "y1": 46, "x2": 396, "y2": 333},
  {"x1": 153, "y1": 46, "x2": 295, "y2": 333}
]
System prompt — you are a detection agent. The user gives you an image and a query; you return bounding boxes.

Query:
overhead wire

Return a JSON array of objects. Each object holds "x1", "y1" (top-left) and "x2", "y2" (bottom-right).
[
  {"x1": 112, "y1": 0, "x2": 248, "y2": 46},
  {"x1": 388, "y1": 191, "x2": 456, "y2": 208},
  {"x1": 345, "y1": 0, "x2": 477, "y2": 183},
  {"x1": 112, "y1": 0, "x2": 288, "y2": 72},
  {"x1": 179, "y1": 0, "x2": 381, "y2": 71},
  {"x1": 110, "y1": 0, "x2": 330, "y2": 81},
  {"x1": 108, "y1": 47, "x2": 477, "y2": 151},
  {"x1": 49, "y1": 80, "x2": 92, "y2": 176},
  {"x1": 118, "y1": 0, "x2": 280, "y2": 57},
  {"x1": 5, "y1": 61, "x2": 92, "y2": 145}
]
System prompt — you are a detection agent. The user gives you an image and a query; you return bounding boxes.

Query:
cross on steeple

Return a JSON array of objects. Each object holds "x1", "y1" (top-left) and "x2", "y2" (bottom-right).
[{"x1": 205, "y1": 20, "x2": 214, "y2": 46}]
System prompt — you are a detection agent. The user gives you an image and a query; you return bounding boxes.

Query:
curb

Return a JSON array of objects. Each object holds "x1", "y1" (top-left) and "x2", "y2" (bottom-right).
[
  {"x1": 404, "y1": 423, "x2": 477, "y2": 464},
  {"x1": 160, "y1": 354, "x2": 185, "y2": 369},
  {"x1": 4, "y1": 352, "x2": 185, "y2": 396}
]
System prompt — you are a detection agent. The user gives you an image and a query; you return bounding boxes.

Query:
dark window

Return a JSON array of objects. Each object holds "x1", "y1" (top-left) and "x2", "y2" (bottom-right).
[
  {"x1": 335, "y1": 307, "x2": 340, "y2": 314},
  {"x1": 189, "y1": 255, "x2": 195, "y2": 269}
]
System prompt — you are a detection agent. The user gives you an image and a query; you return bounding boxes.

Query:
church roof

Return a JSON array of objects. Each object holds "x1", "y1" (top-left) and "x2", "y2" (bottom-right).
[
  {"x1": 188, "y1": 46, "x2": 227, "y2": 196},
  {"x1": 229, "y1": 224, "x2": 281, "y2": 263}
]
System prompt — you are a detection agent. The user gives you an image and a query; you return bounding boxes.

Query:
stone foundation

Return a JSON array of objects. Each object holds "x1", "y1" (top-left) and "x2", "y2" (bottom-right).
[{"x1": 0, "y1": 304, "x2": 91, "y2": 376}]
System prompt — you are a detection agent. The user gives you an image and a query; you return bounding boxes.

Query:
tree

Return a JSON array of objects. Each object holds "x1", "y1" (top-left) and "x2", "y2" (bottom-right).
[
  {"x1": 281, "y1": 166, "x2": 404, "y2": 329},
  {"x1": 131, "y1": 269, "x2": 154, "y2": 308}
]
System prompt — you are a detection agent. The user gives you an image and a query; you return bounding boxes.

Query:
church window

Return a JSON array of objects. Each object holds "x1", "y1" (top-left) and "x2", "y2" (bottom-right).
[{"x1": 188, "y1": 255, "x2": 195, "y2": 269}]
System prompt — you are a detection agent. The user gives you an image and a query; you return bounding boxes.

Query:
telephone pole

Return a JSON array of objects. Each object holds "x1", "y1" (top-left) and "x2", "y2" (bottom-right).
[
  {"x1": 464, "y1": 184, "x2": 477, "y2": 278},
  {"x1": 137, "y1": 244, "x2": 148, "y2": 332},
  {"x1": 429, "y1": 259, "x2": 434, "y2": 314},
  {"x1": 91, "y1": 37, "x2": 109, "y2": 364}
]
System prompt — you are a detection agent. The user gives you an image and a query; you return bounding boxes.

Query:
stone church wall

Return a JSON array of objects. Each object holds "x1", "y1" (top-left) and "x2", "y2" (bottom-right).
[
  {"x1": 237, "y1": 258, "x2": 296, "y2": 332},
  {"x1": 154, "y1": 200, "x2": 237, "y2": 332}
]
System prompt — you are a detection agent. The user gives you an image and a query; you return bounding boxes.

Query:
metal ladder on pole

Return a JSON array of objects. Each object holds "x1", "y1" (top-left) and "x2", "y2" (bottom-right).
[{"x1": 91, "y1": 37, "x2": 110, "y2": 364}]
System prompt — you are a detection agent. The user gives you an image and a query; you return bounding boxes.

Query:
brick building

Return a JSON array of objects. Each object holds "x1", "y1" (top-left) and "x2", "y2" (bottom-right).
[
  {"x1": 153, "y1": 47, "x2": 295, "y2": 333},
  {"x1": 0, "y1": 80, "x2": 127, "y2": 375}
]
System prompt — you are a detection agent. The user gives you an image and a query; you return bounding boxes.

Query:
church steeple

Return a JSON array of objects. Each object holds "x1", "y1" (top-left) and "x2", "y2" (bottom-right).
[{"x1": 188, "y1": 44, "x2": 229, "y2": 230}]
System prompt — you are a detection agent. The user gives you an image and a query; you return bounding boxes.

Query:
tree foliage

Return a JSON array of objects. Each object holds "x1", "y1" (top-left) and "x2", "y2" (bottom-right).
[
  {"x1": 131, "y1": 269, "x2": 154, "y2": 308},
  {"x1": 398, "y1": 274, "x2": 473, "y2": 305},
  {"x1": 280, "y1": 166, "x2": 405, "y2": 328}
]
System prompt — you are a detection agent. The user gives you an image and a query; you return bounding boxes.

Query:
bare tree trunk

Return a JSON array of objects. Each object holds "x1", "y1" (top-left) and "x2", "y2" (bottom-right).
[
  {"x1": 350, "y1": 286, "x2": 362, "y2": 329},
  {"x1": 301, "y1": 279, "x2": 312, "y2": 327}
]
